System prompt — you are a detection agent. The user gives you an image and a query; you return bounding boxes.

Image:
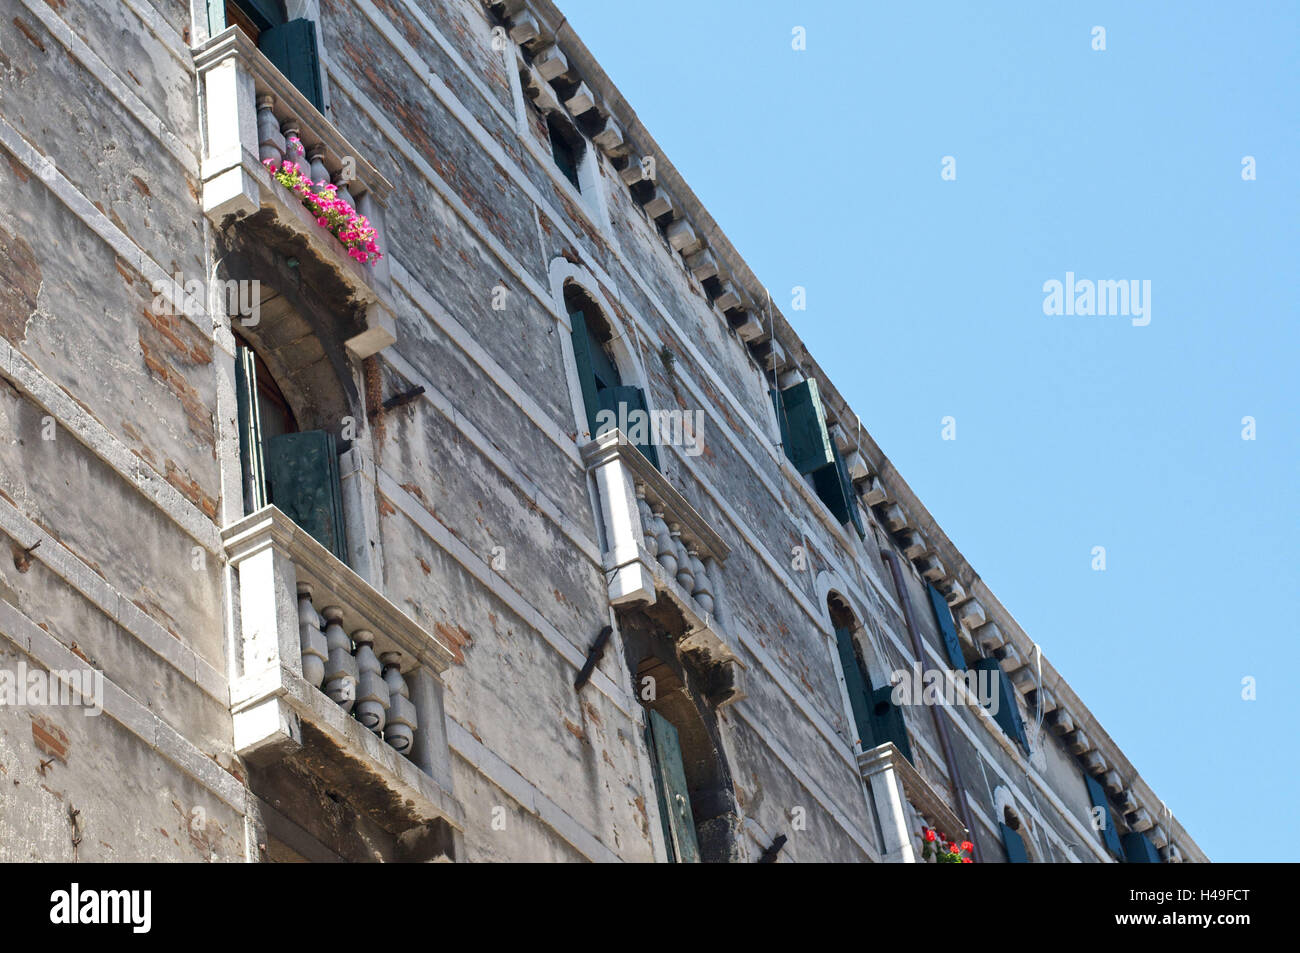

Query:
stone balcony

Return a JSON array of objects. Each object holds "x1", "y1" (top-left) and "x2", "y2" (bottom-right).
[
  {"x1": 581, "y1": 431, "x2": 741, "y2": 688},
  {"x1": 222, "y1": 507, "x2": 462, "y2": 850},
  {"x1": 858, "y1": 742, "x2": 966, "y2": 863},
  {"x1": 193, "y1": 26, "x2": 395, "y2": 358}
]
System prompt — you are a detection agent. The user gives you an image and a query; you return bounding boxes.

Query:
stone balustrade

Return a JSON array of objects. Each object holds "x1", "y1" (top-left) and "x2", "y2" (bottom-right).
[
  {"x1": 858, "y1": 742, "x2": 966, "y2": 863},
  {"x1": 222, "y1": 506, "x2": 461, "y2": 832},
  {"x1": 193, "y1": 26, "x2": 396, "y2": 358},
  {"x1": 581, "y1": 430, "x2": 737, "y2": 662}
]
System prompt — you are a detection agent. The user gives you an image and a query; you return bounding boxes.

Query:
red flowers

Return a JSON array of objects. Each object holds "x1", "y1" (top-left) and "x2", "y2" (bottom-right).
[{"x1": 920, "y1": 827, "x2": 975, "y2": 863}]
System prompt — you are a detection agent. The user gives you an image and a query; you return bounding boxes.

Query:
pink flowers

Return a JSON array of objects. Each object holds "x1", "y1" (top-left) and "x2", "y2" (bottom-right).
[{"x1": 262, "y1": 136, "x2": 383, "y2": 265}]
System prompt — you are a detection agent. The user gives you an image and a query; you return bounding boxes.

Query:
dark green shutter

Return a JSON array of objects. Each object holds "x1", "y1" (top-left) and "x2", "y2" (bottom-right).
[
  {"x1": 569, "y1": 310, "x2": 602, "y2": 438},
  {"x1": 646, "y1": 709, "x2": 700, "y2": 863},
  {"x1": 778, "y1": 379, "x2": 835, "y2": 474},
  {"x1": 1122, "y1": 830, "x2": 1159, "y2": 863},
  {"x1": 811, "y1": 449, "x2": 865, "y2": 537},
  {"x1": 259, "y1": 19, "x2": 325, "y2": 114},
  {"x1": 597, "y1": 385, "x2": 659, "y2": 470},
  {"x1": 1000, "y1": 822, "x2": 1029, "y2": 863},
  {"x1": 1084, "y1": 773, "x2": 1123, "y2": 859},
  {"x1": 927, "y1": 583, "x2": 966, "y2": 670},
  {"x1": 835, "y1": 449, "x2": 866, "y2": 537},
  {"x1": 234, "y1": 344, "x2": 268, "y2": 512},
  {"x1": 871, "y1": 685, "x2": 913, "y2": 764},
  {"x1": 975, "y1": 657, "x2": 1028, "y2": 751},
  {"x1": 266, "y1": 431, "x2": 348, "y2": 561},
  {"x1": 835, "y1": 627, "x2": 875, "y2": 749}
]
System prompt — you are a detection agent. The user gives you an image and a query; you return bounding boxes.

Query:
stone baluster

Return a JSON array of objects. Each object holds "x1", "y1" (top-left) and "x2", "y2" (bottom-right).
[
  {"x1": 352, "y1": 630, "x2": 390, "y2": 734},
  {"x1": 687, "y1": 548, "x2": 713, "y2": 615},
  {"x1": 296, "y1": 584, "x2": 328, "y2": 688},
  {"x1": 703, "y1": 556, "x2": 726, "y2": 624},
  {"x1": 279, "y1": 118, "x2": 306, "y2": 175},
  {"x1": 321, "y1": 605, "x2": 358, "y2": 711},
  {"x1": 306, "y1": 143, "x2": 331, "y2": 191},
  {"x1": 650, "y1": 505, "x2": 676, "y2": 576},
  {"x1": 256, "y1": 94, "x2": 285, "y2": 166},
  {"x1": 669, "y1": 522, "x2": 693, "y2": 592},
  {"x1": 332, "y1": 170, "x2": 356, "y2": 212},
  {"x1": 380, "y1": 652, "x2": 418, "y2": 755},
  {"x1": 635, "y1": 484, "x2": 657, "y2": 558}
]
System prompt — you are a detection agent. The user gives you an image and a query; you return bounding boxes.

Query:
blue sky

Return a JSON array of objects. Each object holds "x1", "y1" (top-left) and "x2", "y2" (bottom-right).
[{"x1": 559, "y1": 0, "x2": 1299, "y2": 862}]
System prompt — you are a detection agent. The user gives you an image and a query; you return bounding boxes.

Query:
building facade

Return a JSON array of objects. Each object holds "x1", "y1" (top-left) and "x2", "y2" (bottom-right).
[{"x1": 0, "y1": 0, "x2": 1204, "y2": 863}]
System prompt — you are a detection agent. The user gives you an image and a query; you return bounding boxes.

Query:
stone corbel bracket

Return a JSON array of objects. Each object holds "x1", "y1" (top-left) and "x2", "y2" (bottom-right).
[{"x1": 193, "y1": 27, "x2": 397, "y2": 359}]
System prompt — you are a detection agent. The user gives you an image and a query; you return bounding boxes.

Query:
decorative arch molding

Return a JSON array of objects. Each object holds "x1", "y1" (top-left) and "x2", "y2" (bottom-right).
[{"x1": 993, "y1": 783, "x2": 1041, "y2": 861}]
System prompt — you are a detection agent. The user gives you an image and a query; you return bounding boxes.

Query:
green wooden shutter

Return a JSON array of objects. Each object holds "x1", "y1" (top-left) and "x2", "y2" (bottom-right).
[
  {"x1": 646, "y1": 709, "x2": 700, "y2": 863},
  {"x1": 265, "y1": 430, "x2": 348, "y2": 561},
  {"x1": 234, "y1": 344, "x2": 268, "y2": 512},
  {"x1": 1000, "y1": 822, "x2": 1029, "y2": 863},
  {"x1": 259, "y1": 19, "x2": 325, "y2": 114},
  {"x1": 1084, "y1": 773, "x2": 1123, "y2": 859},
  {"x1": 597, "y1": 385, "x2": 660, "y2": 470},
  {"x1": 871, "y1": 685, "x2": 912, "y2": 764},
  {"x1": 927, "y1": 582, "x2": 966, "y2": 670},
  {"x1": 834, "y1": 627, "x2": 874, "y2": 749},
  {"x1": 835, "y1": 449, "x2": 866, "y2": 538},
  {"x1": 1122, "y1": 830, "x2": 1159, "y2": 863},
  {"x1": 568, "y1": 310, "x2": 602, "y2": 438},
  {"x1": 811, "y1": 449, "x2": 865, "y2": 537},
  {"x1": 778, "y1": 379, "x2": 835, "y2": 474},
  {"x1": 975, "y1": 657, "x2": 1028, "y2": 751}
]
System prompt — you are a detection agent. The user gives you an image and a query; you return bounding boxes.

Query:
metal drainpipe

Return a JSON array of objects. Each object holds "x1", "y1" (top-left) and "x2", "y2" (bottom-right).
[{"x1": 879, "y1": 547, "x2": 980, "y2": 861}]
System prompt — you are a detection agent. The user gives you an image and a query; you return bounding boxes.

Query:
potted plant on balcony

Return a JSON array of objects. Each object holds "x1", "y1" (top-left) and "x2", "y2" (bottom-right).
[
  {"x1": 263, "y1": 137, "x2": 383, "y2": 264},
  {"x1": 920, "y1": 827, "x2": 974, "y2": 863}
]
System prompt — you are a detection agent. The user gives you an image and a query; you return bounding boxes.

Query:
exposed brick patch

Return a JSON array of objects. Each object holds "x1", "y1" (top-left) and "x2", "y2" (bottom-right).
[
  {"x1": 137, "y1": 307, "x2": 215, "y2": 445},
  {"x1": 432, "y1": 621, "x2": 473, "y2": 665},
  {"x1": 12, "y1": 17, "x2": 45, "y2": 52},
  {"x1": 417, "y1": 556, "x2": 431, "y2": 575},
  {"x1": 164, "y1": 458, "x2": 218, "y2": 519},
  {"x1": 0, "y1": 224, "x2": 40, "y2": 346},
  {"x1": 563, "y1": 717, "x2": 586, "y2": 744},
  {"x1": 130, "y1": 175, "x2": 151, "y2": 197},
  {"x1": 5, "y1": 150, "x2": 29, "y2": 183},
  {"x1": 30, "y1": 714, "x2": 68, "y2": 762}
]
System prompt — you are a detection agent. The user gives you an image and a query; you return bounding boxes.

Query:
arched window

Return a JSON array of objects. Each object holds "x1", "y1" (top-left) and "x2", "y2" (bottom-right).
[
  {"x1": 565, "y1": 284, "x2": 659, "y2": 469},
  {"x1": 828, "y1": 593, "x2": 911, "y2": 761},
  {"x1": 1000, "y1": 805, "x2": 1032, "y2": 863},
  {"x1": 234, "y1": 332, "x2": 348, "y2": 561}
]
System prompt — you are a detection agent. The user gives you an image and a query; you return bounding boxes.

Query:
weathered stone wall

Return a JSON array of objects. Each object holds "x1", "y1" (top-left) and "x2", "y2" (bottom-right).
[{"x1": 0, "y1": 0, "x2": 1200, "y2": 863}]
